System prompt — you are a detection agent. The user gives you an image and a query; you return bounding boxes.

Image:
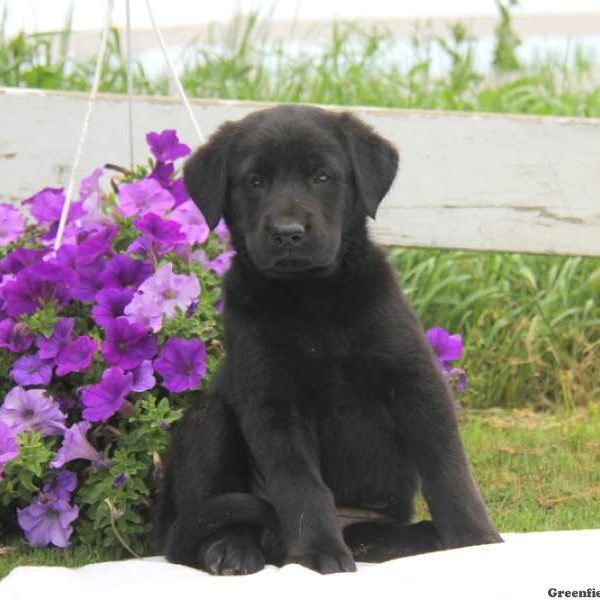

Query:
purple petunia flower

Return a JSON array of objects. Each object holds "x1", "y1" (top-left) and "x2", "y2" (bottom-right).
[
  {"x1": 37, "y1": 318, "x2": 75, "y2": 360},
  {"x1": 150, "y1": 161, "x2": 175, "y2": 187},
  {"x1": 214, "y1": 219, "x2": 230, "y2": 242},
  {"x1": 98, "y1": 255, "x2": 152, "y2": 291},
  {"x1": 154, "y1": 337, "x2": 207, "y2": 393},
  {"x1": 102, "y1": 317, "x2": 158, "y2": 370},
  {"x1": 426, "y1": 327, "x2": 463, "y2": 363},
  {"x1": 75, "y1": 225, "x2": 117, "y2": 266},
  {"x1": 170, "y1": 177, "x2": 190, "y2": 207},
  {"x1": 17, "y1": 495, "x2": 79, "y2": 548},
  {"x1": 11, "y1": 353, "x2": 53, "y2": 386},
  {"x1": 0, "y1": 203, "x2": 26, "y2": 247},
  {"x1": 42, "y1": 470, "x2": 77, "y2": 500},
  {"x1": 0, "y1": 420, "x2": 19, "y2": 482},
  {"x1": 425, "y1": 327, "x2": 468, "y2": 394},
  {"x1": 2, "y1": 262, "x2": 76, "y2": 317},
  {"x1": 133, "y1": 212, "x2": 186, "y2": 249},
  {"x1": 130, "y1": 360, "x2": 156, "y2": 393},
  {"x1": 80, "y1": 368, "x2": 134, "y2": 422},
  {"x1": 113, "y1": 473, "x2": 129, "y2": 488},
  {"x1": 55, "y1": 336, "x2": 98, "y2": 376},
  {"x1": 51, "y1": 421, "x2": 103, "y2": 467},
  {"x1": 23, "y1": 187, "x2": 66, "y2": 227},
  {"x1": 203, "y1": 250, "x2": 235, "y2": 277},
  {"x1": 118, "y1": 179, "x2": 175, "y2": 218},
  {"x1": 91, "y1": 288, "x2": 134, "y2": 327},
  {"x1": 0, "y1": 319, "x2": 34, "y2": 353},
  {"x1": 169, "y1": 200, "x2": 210, "y2": 245},
  {"x1": 68, "y1": 261, "x2": 106, "y2": 303},
  {"x1": 0, "y1": 247, "x2": 48, "y2": 275},
  {"x1": 146, "y1": 130, "x2": 191, "y2": 163},
  {"x1": 0, "y1": 387, "x2": 65, "y2": 436}
]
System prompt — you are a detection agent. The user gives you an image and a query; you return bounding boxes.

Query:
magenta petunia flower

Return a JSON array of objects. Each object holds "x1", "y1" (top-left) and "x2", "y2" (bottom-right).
[
  {"x1": 80, "y1": 368, "x2": 134, "y2": 422},
  {"x1": 0, "y1": 319, "x2": 34, "y2": 353},
  {"x1": 42, "y1": 470, "x2": 77, "y2": 500},
  {"x1": 55, "y1": 336, "x2": 98, "y2": 376},
  {"x1": 51, "y1": 421, "x2": 103, "y2": 467},
  {"x1": 37, "y1": 318, "x2": 75, "y2": 360},
  {"x1": 0, "y1": 203, "x2": 26, "y2": 247},
  {"x1": 11, "y1": 353, "x2": 53, "y2": 386},
  {"x1": 0, "y1": 387, "x2": 65, "y2": 436},
  {"x1": 91, "y1": 288, "x2": 134, "y2": 327},
  {"x1": 2, "y1": 262, "x2": 76, "y2": 317},
  {"x1": 169, "y1": 200, "x2": 210, "y2": 245},
  {"x1": 17, "y1": 495, "x2": 79, "y2": 548},
  {"x1": 118, "y1": 178, "x2": 175, "y2": 218},
  {"x1": 146, "y1": 130, "x2": 191, "y2": 162},
  {"x1": 0, "y1": 420, "x2": 19, "y2": 482},
  {"x1": 98, "y1": 255, "x2": 152, "y2": 291},
  {"x1": 133, "y1": 212, "x2": 186, "y2": 249},
  {"x1": 101, "y1": 317, "x2": 158, "y2": 370},
  {"x1": 154, "y1": 337, "x2": 207, "y2": 393},
  {"x1": 130, "y1": 360, "x2": 156, "y2": 392}
]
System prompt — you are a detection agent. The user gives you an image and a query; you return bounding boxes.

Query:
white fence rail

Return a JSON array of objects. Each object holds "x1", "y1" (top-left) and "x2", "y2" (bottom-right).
[{"x1": 1, "y1": 88, "x2": 598, "y2": 256}]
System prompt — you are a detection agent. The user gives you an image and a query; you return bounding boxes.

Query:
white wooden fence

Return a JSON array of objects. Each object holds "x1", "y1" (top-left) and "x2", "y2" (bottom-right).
[{"x1": 1, "y1": 87, "x2": 598, "y2": 257}]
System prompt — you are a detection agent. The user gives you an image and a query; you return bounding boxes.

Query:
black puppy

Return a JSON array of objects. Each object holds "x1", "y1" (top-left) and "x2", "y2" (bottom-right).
[{"x1": 155, "y1": 104, "x2": 502, "y2": 575}]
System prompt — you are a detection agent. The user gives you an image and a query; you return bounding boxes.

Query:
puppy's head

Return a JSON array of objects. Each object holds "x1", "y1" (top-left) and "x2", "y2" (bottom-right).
[{"x1": 184, "y1": 105, "x2": 398, "y2": 279}]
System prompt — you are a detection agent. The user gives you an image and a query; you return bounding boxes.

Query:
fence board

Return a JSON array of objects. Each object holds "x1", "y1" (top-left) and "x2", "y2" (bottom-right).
[{"x1": 1, "y1": 88, "x2": 598, "y2": 256}]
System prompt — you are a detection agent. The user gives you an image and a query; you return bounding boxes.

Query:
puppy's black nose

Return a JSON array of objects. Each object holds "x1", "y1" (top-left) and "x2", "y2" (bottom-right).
[{"x1": 271, "y1": 222, "x2": 305, "y2": 247}]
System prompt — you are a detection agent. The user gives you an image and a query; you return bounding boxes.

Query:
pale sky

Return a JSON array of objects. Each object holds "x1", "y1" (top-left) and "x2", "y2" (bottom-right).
[{"x1": 3, "y1": 0, "x2": 600, "y2": 34}]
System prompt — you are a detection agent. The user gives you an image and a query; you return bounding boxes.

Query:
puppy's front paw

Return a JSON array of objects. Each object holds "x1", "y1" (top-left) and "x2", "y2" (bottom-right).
[
  {"x1": 287, "y1": 539, "x2": 356, "y2": 574},
  {"x1": 203, "y1": 536, "x2": 265, "y2": 575}
]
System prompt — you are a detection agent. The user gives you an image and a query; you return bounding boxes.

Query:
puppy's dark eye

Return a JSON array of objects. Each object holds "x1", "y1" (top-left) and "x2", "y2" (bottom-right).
[
  {"x1": 313, "y1": 170, "x2": 330, "y2": 184},
  {"x1": 249, "y1": 174, "x2": 266, "y2": 188}
]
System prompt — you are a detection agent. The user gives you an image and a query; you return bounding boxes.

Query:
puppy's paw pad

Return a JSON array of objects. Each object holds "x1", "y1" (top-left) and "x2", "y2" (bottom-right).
[{"x1": 205, "y1": 538, "x2": 265, "y2": 576}]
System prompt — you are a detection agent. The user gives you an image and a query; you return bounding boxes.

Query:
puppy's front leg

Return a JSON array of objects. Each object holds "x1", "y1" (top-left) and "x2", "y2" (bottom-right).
[
  {"x1": 235, "y1": 403, "x2": 356, "y2": 574},
  {"x1": 388, "y1": 358, "x2": 503, "y2": 549}
]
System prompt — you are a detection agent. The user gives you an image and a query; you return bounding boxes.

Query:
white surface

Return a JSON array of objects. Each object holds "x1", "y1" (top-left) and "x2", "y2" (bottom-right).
[
  {"x1": 1, "y1": 88, "x2": 599, "y2": 256},
  {"x1": 1, "y1": 530, "x2": 599, "y2": 600}
]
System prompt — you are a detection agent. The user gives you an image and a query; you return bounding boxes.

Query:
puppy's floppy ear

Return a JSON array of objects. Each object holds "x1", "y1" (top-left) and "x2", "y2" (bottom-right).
[
  {"x1": 183, "y1": 121, "x2": 236, "y2": 229},
  {"x1": 338, "y1": 112, "x2": 399, "y2": 219}
]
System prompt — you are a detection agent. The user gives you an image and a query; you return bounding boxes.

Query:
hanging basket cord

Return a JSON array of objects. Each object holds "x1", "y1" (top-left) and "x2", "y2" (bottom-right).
[
  {"x1": 53, "y1": 0, "x2": 114, "y2": 251},
  {"x1": 54, "y1": 0, "x2": 205, "y2": 251}
]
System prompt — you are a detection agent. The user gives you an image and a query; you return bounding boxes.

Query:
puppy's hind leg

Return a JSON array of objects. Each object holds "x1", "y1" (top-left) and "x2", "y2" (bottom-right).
[{"x1": 343, "y1": 520, "x2": 441, "y2": 563}]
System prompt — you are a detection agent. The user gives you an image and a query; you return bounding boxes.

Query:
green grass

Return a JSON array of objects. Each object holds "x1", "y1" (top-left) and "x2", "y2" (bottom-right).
[
  {"x1": 393, "y1": 250, "x2": 600, "y2": 410},
  {"x1": 3, "y1": 407, "x2": 599, "y2": 579}
]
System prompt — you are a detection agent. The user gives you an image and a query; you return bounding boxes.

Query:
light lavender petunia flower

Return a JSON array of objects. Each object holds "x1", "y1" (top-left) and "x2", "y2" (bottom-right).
[{"x1": 0, "y1": 387, "x2": 65, "y2": 436}]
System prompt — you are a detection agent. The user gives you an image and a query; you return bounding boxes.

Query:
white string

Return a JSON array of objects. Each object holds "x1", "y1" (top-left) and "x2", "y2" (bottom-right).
[
  {"x1": 54, "y1": 0, "x2": 115, "y2": 251},
  {"x1": 126, "y1": 0, "x2": 134, "y2": 169},
  {"x1": 145, "y1": 0, "x2": 205, "y2": 144}
]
